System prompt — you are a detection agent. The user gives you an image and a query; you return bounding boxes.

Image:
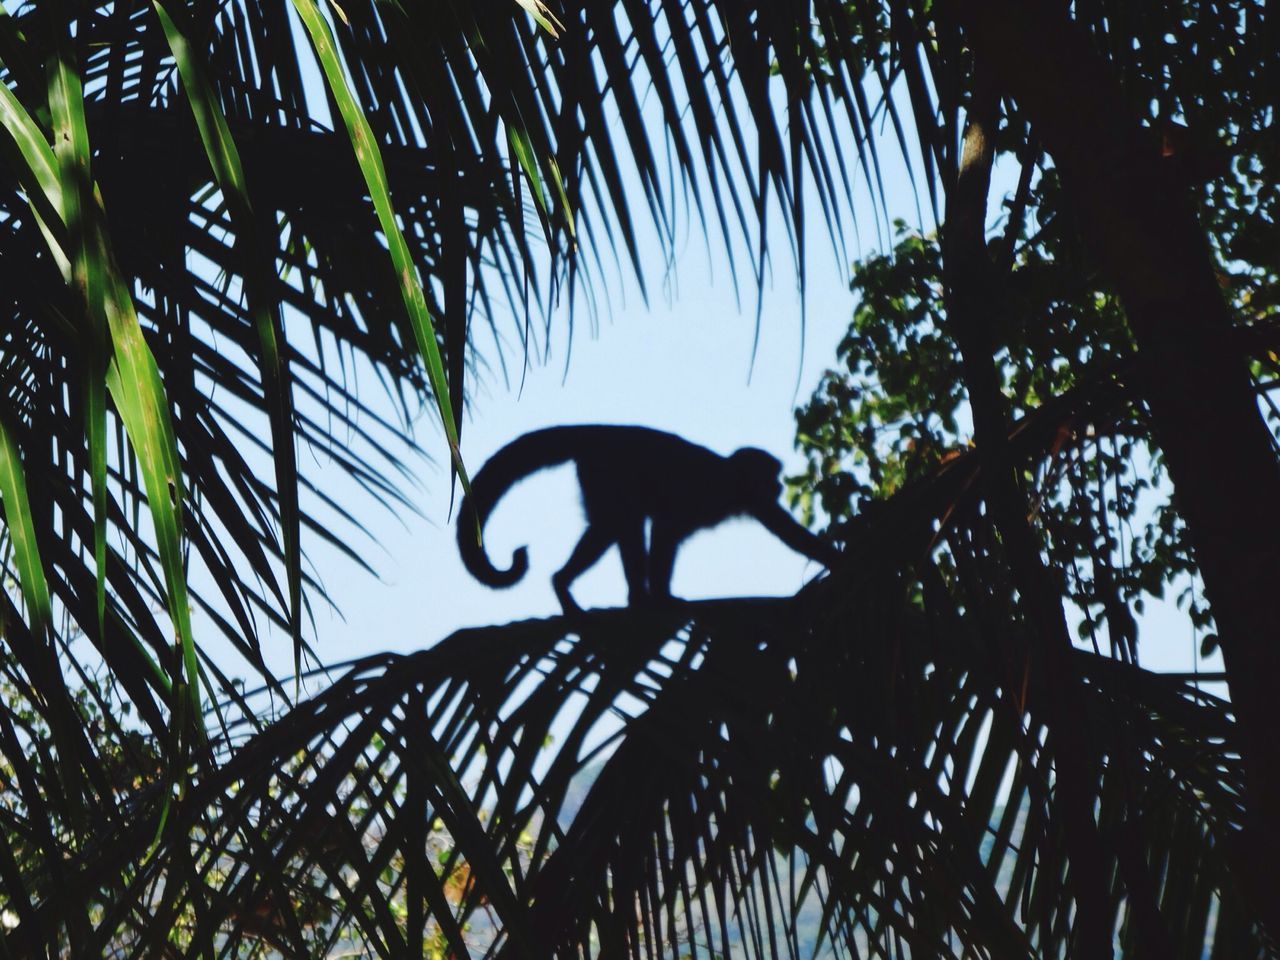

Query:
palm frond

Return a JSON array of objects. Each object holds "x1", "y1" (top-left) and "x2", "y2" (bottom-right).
[{"x1": 54, "y1": 589, "x2": 1245, "y2": 958}]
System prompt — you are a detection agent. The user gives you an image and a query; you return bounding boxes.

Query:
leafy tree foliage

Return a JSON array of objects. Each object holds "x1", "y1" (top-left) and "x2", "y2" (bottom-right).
[
  {"x1": 792, "y1": 58, "x2": 1279, "y2": 654},
  {"x1": 792, "y1": 210, "x2": 1182, "y2": 659}
]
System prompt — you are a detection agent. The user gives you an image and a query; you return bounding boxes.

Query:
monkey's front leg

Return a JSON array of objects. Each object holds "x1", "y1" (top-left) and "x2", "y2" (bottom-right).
[{"x1": 754, "y1": 503, "x2": 842, "y2": 569}]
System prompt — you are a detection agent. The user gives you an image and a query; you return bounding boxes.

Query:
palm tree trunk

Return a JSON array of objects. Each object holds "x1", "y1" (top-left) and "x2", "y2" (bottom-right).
[{"x1": 961, "y1": 0, "x2": 1280, "y2": 933}]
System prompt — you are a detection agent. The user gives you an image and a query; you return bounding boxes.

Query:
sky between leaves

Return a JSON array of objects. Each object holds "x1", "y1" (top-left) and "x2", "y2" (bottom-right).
[{"x1": 181, "y1": 6, "x2": 1220, "y2": 696}]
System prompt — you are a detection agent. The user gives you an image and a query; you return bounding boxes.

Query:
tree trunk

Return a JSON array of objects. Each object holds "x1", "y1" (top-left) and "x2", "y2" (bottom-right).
[
  {"x1": 942, "y1": 68, "x2": 1117, "y2": 957},
  {"x1": 961, "y1": 0, "x2": 1280, "y2": 934}
]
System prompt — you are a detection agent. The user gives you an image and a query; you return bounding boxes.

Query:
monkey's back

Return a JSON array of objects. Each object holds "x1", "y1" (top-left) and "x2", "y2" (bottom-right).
[{"x1": 565, "y1": 425, "x2": 736, "y2": 530}]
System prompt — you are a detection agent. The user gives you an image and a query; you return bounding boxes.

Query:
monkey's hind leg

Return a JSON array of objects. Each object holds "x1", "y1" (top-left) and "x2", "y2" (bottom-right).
[
  {"x1": 647, "y1": 521, "x2": 683, "y2": 603},
  {"x1": 552, "y1": 525, "x2": 613, "y2": 614},
  {"x1": 616, "y1": 520, "x2": 649, "y2": 606}
]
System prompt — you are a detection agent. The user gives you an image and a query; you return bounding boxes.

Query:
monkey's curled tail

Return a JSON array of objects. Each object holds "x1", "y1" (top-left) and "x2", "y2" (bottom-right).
[{"x1": 456, "y1": 427, "x2": 583, "y2": 587}]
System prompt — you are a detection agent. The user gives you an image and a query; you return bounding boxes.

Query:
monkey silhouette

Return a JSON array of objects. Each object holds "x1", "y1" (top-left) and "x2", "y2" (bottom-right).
[{"x1": 457, "y1": 425, "x2": 840, "y2": 612}]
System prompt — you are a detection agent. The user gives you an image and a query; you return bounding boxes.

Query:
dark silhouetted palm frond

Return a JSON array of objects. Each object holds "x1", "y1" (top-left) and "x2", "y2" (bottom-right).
[{"x1": 70, "y1": 592, "x2": 1250, "y2": 958}]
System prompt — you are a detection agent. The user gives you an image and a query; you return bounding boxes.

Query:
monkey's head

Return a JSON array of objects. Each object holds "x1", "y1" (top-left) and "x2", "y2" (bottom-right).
[{"x1": 729, "y1": 447, "x2": 784, "y2": 504}]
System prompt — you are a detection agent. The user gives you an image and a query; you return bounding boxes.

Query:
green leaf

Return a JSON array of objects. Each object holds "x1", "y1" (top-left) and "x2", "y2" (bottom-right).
[
  {"x1": 153, "y1": 0, "x2": 303, "y2": 680},
  {"x1": 0, "y1": 66, "x2": 59, "y2": 204},
  {"x1": 289, "y1": 0, "x2": 472, "y2": 499},
  {"x1": 104, "y1": 344, "x2": 199, "y2": 724},
  {"x1": 513, "y1": 0, "x2": 563, "y2": 37},
  {"x1": 507, "y1": 124, "x2": 549, "y2": 218},
  {"x1": 547, "y1": 155, "x2": 575, "y2": 242},
  {"x1": 0, "y1": 47, "x2": 200, "y2": 728},
  {"x1": 0, "y1": 417, "x2": 51, "y2": 639},
  {"x1": 0, "y1": 66, "x2": 71, "y2": 278},
  {"x1": 46, "y1": 10, "x2": 110, "y2": 639}
]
